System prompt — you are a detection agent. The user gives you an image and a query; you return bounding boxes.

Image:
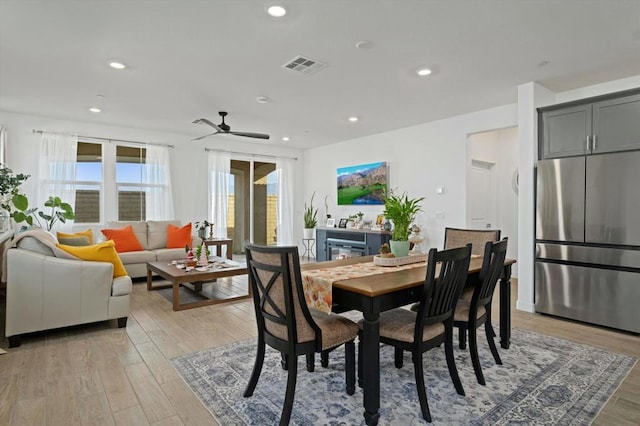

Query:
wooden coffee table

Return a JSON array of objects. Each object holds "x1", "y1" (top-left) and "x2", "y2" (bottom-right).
[{"x1": 146, "y1": 258, "x2": 249, "y2": 311}]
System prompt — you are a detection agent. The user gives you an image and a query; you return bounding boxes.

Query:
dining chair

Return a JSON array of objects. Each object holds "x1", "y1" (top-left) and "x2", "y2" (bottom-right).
[
  {"x1": 444, "y1": 227, "x2": 501, "y2": 256},
  {"x1": 454, "y1": 238, "x2": 508, "y2": 386},
  {"x1": 359, "y1": 244, "x2": 472, "y2": 422},
  {"x1": 243, "y1": 243, "x2": 358, "y2": 426}
]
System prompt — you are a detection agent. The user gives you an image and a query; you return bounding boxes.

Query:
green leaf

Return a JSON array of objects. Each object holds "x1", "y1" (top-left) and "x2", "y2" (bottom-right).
[{"x1": 12, "y1": 193, "x2": 29, "y2": 211}]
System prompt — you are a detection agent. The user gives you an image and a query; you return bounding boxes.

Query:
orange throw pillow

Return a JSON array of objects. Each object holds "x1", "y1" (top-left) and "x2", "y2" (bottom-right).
[
  {"x1": 167, "y1": 223, "x2": 192, "y2": 248},
  {"x1": 56, "y1": 240, "x2": 128, "y2": 277},
  {"x1": 101, "y1": 225, "x2": 143, "y2": 253}
]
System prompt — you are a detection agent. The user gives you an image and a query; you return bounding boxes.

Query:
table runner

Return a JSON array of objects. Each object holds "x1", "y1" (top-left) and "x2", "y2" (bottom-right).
[{"x1": 301, "y1": 260, "x2": 427, "y2": 313}]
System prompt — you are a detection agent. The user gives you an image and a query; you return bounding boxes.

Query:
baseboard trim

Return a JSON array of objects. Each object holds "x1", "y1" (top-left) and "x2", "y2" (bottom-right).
[{"x1": 516, "y1": 299, "x2": 535, "y2": 313}]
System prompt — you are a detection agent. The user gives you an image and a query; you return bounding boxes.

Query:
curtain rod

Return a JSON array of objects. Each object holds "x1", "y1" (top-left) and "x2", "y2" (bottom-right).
[
  {"x1": 205, "y1": 147, "x2": 297, "y2": 161},
  {"x1": 32, "y1": 129, "x2": 175, "y2": 148}
]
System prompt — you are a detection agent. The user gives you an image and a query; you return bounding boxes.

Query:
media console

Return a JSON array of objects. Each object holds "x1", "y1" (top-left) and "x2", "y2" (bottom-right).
[{"x1": 315, "y1": 227, "x2": 391, "y2": 261}]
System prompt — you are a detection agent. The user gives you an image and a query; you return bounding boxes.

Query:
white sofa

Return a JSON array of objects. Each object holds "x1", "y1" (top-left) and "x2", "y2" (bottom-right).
[
  {"x1": 101, "y1": 220, "x2": 201, "y2": 279},
  {"x1": 5, "y1": 247, "x2": 132, "y2": 347}
]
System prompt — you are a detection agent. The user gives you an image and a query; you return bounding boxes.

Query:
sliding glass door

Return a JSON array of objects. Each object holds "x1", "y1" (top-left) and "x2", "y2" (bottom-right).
[{"x1": 229, "y1": 159, "x2": 277, "y2": 253}]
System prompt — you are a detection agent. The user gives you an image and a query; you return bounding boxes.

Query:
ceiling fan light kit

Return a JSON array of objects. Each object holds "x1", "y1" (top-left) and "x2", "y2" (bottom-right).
[{"x1": 192, "y1": 111, "x2": 270, "y2": 141}]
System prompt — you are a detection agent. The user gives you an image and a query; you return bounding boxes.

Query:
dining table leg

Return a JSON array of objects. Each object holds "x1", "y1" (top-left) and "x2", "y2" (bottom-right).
[
  {"x1": 361, "y1": 309, "x2": 381, "y2": 426},
  {"x1": 499, "y1": 264, "x2": 513, "y2": 349}
]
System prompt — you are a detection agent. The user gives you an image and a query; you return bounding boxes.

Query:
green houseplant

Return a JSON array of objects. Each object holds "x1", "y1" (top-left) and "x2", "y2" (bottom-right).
[
  {"x1": 303, "y1": 191, "x2": 318, "y2": 239},
  {"x1": 11, "y1": 194, "x2": 75, "y2": 231},
  {"x1": 382, "y1": 190, "x2": 424, "y2": 257}
]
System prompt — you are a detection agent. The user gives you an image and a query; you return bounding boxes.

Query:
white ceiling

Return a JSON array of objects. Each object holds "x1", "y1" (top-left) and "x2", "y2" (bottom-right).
[{"x1": 1, "y1": 0, "x2": 639, "y2": 150}]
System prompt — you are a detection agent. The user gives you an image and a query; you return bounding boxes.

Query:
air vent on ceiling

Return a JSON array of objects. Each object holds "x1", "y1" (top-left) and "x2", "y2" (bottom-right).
[{"x1": 281, "y1": 55, "x2": 327, "y2": 74}]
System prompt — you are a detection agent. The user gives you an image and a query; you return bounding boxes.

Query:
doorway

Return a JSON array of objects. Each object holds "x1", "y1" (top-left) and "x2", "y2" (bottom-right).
[
  {"x1": 468, "y1": 160, "x2": 496, "y2": 230},
  {"x1": 229, "y1": 159, "x2": 277, "y2": 254}
]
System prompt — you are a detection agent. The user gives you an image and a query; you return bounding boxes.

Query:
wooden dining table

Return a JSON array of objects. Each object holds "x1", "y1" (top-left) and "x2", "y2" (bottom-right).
[{"x1": 301, "y1": 255, "x2": 516, "y2": 426}]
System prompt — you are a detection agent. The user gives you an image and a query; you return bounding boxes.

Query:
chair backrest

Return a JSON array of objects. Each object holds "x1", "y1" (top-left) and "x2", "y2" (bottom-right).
[
  {"x1": 444, "y1": 227, "x2": 501, "y2": 256},
  {"x1": 415, "y1": 244, "x2": 472, "y2": 335},
  {"x1": 472, "y1": 238, "x2": 509, "y2": 311},
  {"x1": 245, "y1": 243, "x2": 320, "y2": 347}
]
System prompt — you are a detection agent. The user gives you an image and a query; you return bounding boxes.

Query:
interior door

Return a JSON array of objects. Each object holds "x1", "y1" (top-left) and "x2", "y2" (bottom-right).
[{"x1": 468, "y1": 160, "x2": 496, "y2": 230}]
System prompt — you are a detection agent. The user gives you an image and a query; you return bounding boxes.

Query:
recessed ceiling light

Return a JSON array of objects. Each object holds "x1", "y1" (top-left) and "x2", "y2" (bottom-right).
[
  {"x1": 109, "y1": 61, "x2": 126, "y2": 69},
  {"x1": 282, "y1": 136, "x2": 290, "y2": 141},
  {"x1": 267, "y1": 5, "x2": 286, "y2": 17},
  {"x1": 416, "y1": 68, "x2": 432, "y2": 76},
  {"x1": 348, "y1": 116, "x2": 359, "y2": 123},
  {"x1": 89, "y1": 107, "x2": 101, "y2": 113},
  {"x1": 256, "y1": 96, "x2": 270, "y2": 104}
]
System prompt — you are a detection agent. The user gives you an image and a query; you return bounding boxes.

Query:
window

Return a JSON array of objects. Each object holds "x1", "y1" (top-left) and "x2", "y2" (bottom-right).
[
  {"x1": 74, "y1": 142, "x2": 102, "y2": 223},
  {"x1": 116, "y1": 146, "x2": 146, "y2": 221},
  {"x1": 71, "y1": 141, "x2": 172, "y2": 224}
]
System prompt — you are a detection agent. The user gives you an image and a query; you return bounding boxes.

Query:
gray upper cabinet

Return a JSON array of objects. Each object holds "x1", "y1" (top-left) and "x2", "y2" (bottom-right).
[
  {"x1": 592, "y1": 93, "x2": 640, "y2": 154},
  {"x1": 541, "y1": 104, "x2": 591, "y2": 158},
  {"x1": 539, "y1": 89, "x2": 640, "y2": 159}
]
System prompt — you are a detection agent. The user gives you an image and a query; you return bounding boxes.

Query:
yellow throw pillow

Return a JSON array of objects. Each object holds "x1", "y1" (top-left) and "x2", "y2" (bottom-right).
[
  {"x1": 57, "y1": 229, "x2": 94, "y2": 245},
  {"x1": 56, "y1": 240, "x2": 128, "y2": 278}
]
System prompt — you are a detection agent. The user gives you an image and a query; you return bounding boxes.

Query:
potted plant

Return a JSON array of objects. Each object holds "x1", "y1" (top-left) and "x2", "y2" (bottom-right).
[
  {"x1": 11, "y1": 194, "x2": 75, "y2": 231},
  {"x1": 303, "y1": 191, "x2": 318, "y2": 239},
  {"x1": 0, "y1": 166, "x2": 30, "y2": 231},
  {"x1": 382, "y1": 190, "x2": 424, "y2": 258},
  {"x1": 195, "y1": 220, "x2": 211, "y2": 240}
]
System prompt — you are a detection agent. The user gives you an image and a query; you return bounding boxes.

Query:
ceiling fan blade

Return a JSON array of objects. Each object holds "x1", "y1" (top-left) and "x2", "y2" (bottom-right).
[
  {"x1": 229, "y1": 131, "x2": 270, "y2": 140},
  {"x1": 193, "y1": 118, "x2": 222, "y2": 132},
  {"x1": 191, "y1": 132, "x2": 218, "y2": 141}
]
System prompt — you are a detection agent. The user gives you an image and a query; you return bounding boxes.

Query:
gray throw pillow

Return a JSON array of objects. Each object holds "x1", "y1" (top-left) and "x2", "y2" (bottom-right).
[{"x1": 58, "y1": 236, "x2": 91, "y2": 246}]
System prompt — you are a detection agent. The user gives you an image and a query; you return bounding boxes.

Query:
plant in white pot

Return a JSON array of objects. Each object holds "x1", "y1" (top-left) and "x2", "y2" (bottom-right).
[
  {"x1": 382, "y1": 190, "x2": 424, "y2": 258},
  {"x1": 303, "y1": 192, "x2": 318, "y2": 239}
]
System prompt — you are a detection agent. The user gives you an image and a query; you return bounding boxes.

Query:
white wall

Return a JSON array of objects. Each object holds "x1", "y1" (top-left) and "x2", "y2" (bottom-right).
[
  {"x1": 304, "y1": 104, "x2": 518, "y2": 252},
  {"x1": 0, "y1": 111, "x2": 305, "y2": 238}
]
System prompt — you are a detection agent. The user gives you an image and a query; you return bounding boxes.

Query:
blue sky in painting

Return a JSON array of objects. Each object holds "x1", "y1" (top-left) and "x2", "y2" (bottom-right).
[{"x1": 337, "y1": 161, "x2": 385, "y2": 177}]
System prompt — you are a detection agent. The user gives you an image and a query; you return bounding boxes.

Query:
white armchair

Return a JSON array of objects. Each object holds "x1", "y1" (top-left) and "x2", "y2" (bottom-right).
[{"x1": 5, "y1": 248, "x2": 132, "y2": 347}]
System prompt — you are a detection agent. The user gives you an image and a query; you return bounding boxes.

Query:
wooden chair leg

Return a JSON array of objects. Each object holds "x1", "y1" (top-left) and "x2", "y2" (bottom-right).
[
  {"x1": 394, "y1": 347, "x2": 404, "y2": 368},
  {"x1": 412, "y1": 349, "x2": 432, "y2": 422},
  {"x1": 281, "y1": 353, "x2": 288, "y2": 371},
  {"x1": 345, "y1": 341, "x2": 355, "y2": 395},
  {"x1": 469, "y1": 326, "x2": 486, "y2": 386},
  {"x1": 485, "y1": 322, "x2": 502, "y2": 365},
  {"x1": 458, "y1": 326, "x2": 467, "y2": 350},
  {"x1": 357, "y1": 335, "x2": 363, "y2": 388},
  {"x1": 321, "y1": 350, "x2": 329, "y2": 368},
  {"x1": 445, "y1": 329, "x2": 465, "y2": 396},
  {"x1": 306, "y1": 353, "x2": 315, "y2": 372},
  {"x1": 280, "y1": 353, "x2": 298, "y2": 426},
  {"x1": 244, "y1": 339, "x2": 266, "y2": 397}
]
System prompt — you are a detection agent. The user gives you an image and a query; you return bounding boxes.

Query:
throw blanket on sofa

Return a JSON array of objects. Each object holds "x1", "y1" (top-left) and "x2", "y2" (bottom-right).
[{"x1": 1, "y1": 228, "x2": 77, "y2": 282}]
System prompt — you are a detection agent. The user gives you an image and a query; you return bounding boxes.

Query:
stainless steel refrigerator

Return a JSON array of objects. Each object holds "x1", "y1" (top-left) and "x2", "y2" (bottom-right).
[{"x1": 535, "y1": 151, "x2": 640, "y2": 333}]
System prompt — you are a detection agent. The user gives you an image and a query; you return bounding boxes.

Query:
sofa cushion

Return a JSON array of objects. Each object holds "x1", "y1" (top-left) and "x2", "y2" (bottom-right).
[
  {"x1": 112, "y1": 276, "x2": 133, "y2": 297},
  {"x1": 167, "y1": 223, "x2": 192, "y2": 249},
  {"x1": 58, "y1": 229, "x2": 94, "y2": 245},
  {"x1": 147, "y1": 220, "x2": 181, "y2": 250},
  {"x1": 17, "y1": 235, "x2": 56, "y2": 256},
  {"x1": 155, "y1": 247, "x2": 189, "y2": 262},
  {"x1": 106, "y1": 221, "x2": 148, "y2": 250},
  {"x1": 102, "y1": 225, "x2": 144, "y2": 253},
  {"x1": 57, "y1": 235, "x2": 91, "y2": 246},
  {"x1": 57, "y1": 240, "x2": 128, "y2": 277},
  {"x1": 116, "y1": 250, "x2": 156, "y2": 264}
]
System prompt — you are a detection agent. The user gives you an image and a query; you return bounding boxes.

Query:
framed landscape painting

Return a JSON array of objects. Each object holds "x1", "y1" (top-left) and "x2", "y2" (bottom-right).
[{"x1": 337, "y1": 161, "x2": 387, "y2": 205}]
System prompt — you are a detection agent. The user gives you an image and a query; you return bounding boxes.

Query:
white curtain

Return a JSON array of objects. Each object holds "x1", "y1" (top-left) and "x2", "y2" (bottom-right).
[
  {"x1": 208, "y1": 150, "x2": 230, "y2": 239},
  {"x1": 38, "y1": 132, "x2": 78, "y2": 232},
  {"x1": 143, "y1": 144, "x2": 175, "y2": 220},
  {"x1": 275, "y1": 156, "x2": 295, "y2": 245},
  {"x1": 0, "y1": 125, "x2": 7, "y2": 166}
]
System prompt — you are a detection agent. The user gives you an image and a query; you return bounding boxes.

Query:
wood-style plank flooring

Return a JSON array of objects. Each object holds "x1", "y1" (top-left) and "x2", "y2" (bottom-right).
[{"x1": 1, "y1": 275, "x2": 639, "y2": 425}]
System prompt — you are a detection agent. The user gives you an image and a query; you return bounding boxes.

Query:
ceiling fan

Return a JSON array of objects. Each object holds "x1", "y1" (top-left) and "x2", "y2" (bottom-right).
[{"x1": 192, "y1": 111, "x2": 270, "y2": 140}]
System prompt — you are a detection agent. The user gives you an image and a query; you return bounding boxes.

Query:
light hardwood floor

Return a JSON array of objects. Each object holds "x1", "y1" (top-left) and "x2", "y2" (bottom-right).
[{"x1": 1, "y1": 276, "x2": 638, "y2": 425}]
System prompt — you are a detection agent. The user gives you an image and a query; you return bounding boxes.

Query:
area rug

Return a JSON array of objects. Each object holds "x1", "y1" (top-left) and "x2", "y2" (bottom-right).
[{"x1": 171, "y1": 327, "x2": 636, "y2": 425}]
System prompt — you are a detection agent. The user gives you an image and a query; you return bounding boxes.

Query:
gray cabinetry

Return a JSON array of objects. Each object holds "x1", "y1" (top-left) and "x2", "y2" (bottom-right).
[{"x1": 539, "y1": 89, "x2": 640, "y2": 159}]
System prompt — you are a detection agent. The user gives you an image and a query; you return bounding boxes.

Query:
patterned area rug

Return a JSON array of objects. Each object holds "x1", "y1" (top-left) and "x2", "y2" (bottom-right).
[{"x1": 171, "y1": 327, "x2": 636, "y2": 425}]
